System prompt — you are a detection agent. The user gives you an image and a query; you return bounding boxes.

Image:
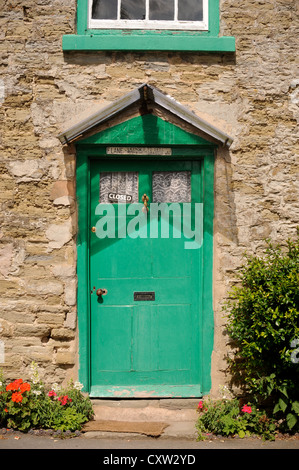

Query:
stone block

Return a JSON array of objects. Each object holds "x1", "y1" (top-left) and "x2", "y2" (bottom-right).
[
  {"x1": 26, "y1": 280, "x2": 64, "y2": 296},
  {"x1": 51, "y1": 328, "x2": 75, "y2": 340},
  {"x1": 36, "y1": 313, "x2": 65, "y2": 327},
  {"x1": 64, "y1": 308, "x2": 77, "y2": 330},
  {"x1": 49, "y1": 180, "x2": 75, "y2": 200},
  {"x1": 45, "y1": 221, "x2": 72, "y2": 249},
  {"x1": 64, "y1": 278, "x2": 77, "y2": 306},
  {"x1": 0, "y1": 243, "x2": 14, "y2": 277},
  {"x1": 51, "y1": 264, "x2": 76, "y2": 278},
  {"x1": 14, "y1": 324, "x2": 51, "y2": 338},
  {"x1": 54, "y1": 351, "x2": 75, "y2": 365}
]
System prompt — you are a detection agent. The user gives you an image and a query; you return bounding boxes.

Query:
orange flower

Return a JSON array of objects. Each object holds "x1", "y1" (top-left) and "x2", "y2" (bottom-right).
[
  {"x1": 6, "y1": 379, "x2": 23, "y2": 392},
  {"x1": 11, "y1": 392, "x2": 23, "y2": 403},
  {"x1": 20, "y1": 382, "x2": 30, "y2": 393},
  {"x1": 6, "y1": 382, "x2": 17, "y2": 391}
]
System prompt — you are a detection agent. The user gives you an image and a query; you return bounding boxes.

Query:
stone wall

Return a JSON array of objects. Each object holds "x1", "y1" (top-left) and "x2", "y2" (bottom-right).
[{"x1": 0, "y1": 0, "x2": 298, "y2": 393}]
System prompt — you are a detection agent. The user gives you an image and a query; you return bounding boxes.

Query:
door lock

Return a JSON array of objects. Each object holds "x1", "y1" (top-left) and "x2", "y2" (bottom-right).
[{"x1": 96, "y1": 288, "x2": 108, "y2": 297}]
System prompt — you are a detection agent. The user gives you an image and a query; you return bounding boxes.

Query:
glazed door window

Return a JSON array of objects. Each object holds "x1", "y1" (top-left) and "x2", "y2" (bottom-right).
[
  {"x1": 152, "y1": 171, "x2": 191, "y2": 203},
  {"x1": 100, "y1": 172, "x2": 139, "y2": 204}
]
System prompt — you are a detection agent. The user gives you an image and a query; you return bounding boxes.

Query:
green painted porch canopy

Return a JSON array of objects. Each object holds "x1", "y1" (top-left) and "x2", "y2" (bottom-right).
[{"x1": 57, "y1": 84, "x2": 233, "y2": 147}]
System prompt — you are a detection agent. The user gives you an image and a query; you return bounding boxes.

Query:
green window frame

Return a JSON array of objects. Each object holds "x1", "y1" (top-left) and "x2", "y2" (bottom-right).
[{"x1": 62, "y1": 0, "x2": 235, "y2": 52}]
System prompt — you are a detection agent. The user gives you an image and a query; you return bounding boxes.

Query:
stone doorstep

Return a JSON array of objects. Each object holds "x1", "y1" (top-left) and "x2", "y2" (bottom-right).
[
  {"x1": 92, "y1": 405, "x2": 198, "y2": 423},
  {"x1": 91, "y1": 398, "x2": 200, "y2": 410},
  {"x1": 83, "y1": 399, "x2": 199, "y2": 440},
  {"x1": 83, "y1": 423, "x2": 198, "y2": 440}
]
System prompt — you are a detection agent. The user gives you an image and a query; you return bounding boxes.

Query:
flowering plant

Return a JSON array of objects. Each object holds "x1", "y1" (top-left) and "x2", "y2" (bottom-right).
[
  {"x1": 241, "y1": 404, "x2": 252, "y2": 414},
  {"x1": 48, "y1": 390, "x2": 72, "y2": 405},
  {"x1": 196, "y1": 397, "x2": 277, "y2": 441},
  {"x1": 224, "y1": 234, "x2": 299, "y2": 433},
  {"x1": 0, "y1": 376, "x2": 36, "y2": 431},
  {"x1": 0, "y1": 363, "x2": 93, "y2": 433}
]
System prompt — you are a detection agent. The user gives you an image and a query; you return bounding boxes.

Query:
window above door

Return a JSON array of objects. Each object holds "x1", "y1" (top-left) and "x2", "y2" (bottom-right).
[
  {"x1": 89, "y1": 0, "x2": 208, "y2": 31},
  {"x1": 62, "y1": 0, "x2": 235, "y2": 52}
]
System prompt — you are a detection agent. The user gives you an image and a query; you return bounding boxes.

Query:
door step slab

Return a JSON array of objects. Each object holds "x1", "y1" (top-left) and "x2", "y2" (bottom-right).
[
  {"x1": 91, "y1": 398, "x2": 200, "y2": 410},
  {"x1": 83, "y1": 399, "x2": 199, "y2": 439},
  {"x1": 92, "y1": 405, "x2": 198, "y2": 422}
]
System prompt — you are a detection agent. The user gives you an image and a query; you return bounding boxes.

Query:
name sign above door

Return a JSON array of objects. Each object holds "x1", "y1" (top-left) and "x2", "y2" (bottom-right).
[{"x1": 106, "y1": 147, "x2": 172, "y2": 156}]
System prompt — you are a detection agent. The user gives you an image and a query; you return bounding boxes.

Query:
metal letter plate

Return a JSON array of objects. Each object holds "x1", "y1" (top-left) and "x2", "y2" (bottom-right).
[{"x1": 134, "y1": 291, "x2": 155, "y2": 301}]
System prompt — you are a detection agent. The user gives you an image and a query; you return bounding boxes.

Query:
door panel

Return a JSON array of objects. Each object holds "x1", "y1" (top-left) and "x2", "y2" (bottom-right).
[
  {"x1": 89, "y1": 159, "x2": 202, "y2": 397},
  {"x1": 93, "y1": 306, "x2": 133, "y2": 371}
]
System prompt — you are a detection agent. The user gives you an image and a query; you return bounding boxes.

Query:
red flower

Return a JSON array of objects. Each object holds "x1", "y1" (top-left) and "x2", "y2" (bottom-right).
[
  {"x1": 6, "y1": 379, "x2": 23, "y2": 392},
  {"x1": 20, "y1": 382, "x2": 30, "y2": 393},
  {"x1": 197, "y1": 401, "x2": 203, "y2": 410},
  {"x1": 11, "y1": 392, "x2": 23, "y2": 403},
  {"x1": 241, "y1": 404, "x2": 252, "y2": 414},
  {"x1": 58, "y1": 395, "x2": 70, "y2": 406}
]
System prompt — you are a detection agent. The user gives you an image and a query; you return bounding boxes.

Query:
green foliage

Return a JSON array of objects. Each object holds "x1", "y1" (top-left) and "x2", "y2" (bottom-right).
[
  {"x1": 0, "y1": 363, "x2": 94, "y2": 433},
  {"x1": 196, "y1": 399, "x2": 277, "y2": 441},
  {"x1": 58, "y1": 379, "x2": 94, "y2": 421},
  {"x1": 224, "y1": 233, "x2": 299, "y2": 432},
  {"x1": 39, "y1": 401, "x2": 88, "y2": 432},
  {"x1": 5, "y1": 395, "x2": 45, "y2": 432}
]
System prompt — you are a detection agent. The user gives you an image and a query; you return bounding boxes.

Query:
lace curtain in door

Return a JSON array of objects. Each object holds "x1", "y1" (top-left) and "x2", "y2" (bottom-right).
[{"x1": 152, "y1": 171, "x2": 191, "y2": 203}]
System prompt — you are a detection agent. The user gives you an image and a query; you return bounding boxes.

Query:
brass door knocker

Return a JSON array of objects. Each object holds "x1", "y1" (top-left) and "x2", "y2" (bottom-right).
[{"x1": 142, "y1": 194, "x2": 149, "y2": 213}]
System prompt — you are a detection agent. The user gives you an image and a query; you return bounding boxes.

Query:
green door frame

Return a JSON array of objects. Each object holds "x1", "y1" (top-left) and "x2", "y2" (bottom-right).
[{"x1": 75, "y1": 115, "x2": 215, "y2": 396}]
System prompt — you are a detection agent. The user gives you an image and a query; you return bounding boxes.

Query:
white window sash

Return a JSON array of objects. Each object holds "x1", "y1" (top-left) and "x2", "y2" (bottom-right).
[
  {"x1": 117, "y1": 0, "x2": 121, "y2": 21},
  {"x1": 88, "y1": 0, "x2": 209, "y2": 31},
  {"x1": 174, "y1": 0, "x2": 178, "y2": 22}
]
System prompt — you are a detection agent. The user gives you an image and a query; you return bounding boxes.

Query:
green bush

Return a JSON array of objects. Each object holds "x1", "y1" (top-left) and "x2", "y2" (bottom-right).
[
  {"x1": 196, "y1": 398, "x2": 277, "y2": 441},
  {"x1": 0, "y1": 363, "x2": 94, "y2": 433},
  {"x1": 224, "y1": 233, "x2": 299, "y2": 432}
]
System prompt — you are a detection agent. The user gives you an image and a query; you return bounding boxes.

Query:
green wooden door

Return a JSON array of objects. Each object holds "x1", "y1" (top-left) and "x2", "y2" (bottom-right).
[{"x1": 89, "y1": 159, "x2": 203, "y2": 397}]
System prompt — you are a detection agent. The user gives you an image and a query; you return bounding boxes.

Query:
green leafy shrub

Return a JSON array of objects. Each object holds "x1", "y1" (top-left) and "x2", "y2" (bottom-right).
[
  {"x1": 0, "y1": 363, "x2": 94, "y2": 433},
  {"x1": 196, "y1": 398, "x2": 277, "y2": 441},
  {"x1": 224, "y1": 233, "x2": 299, "y2": 432}
]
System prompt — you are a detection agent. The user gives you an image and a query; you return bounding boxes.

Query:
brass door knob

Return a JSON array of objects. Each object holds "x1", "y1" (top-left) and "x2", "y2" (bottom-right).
[{"x1": 96, "y1": 288, "x2": 107, "y2": 297}]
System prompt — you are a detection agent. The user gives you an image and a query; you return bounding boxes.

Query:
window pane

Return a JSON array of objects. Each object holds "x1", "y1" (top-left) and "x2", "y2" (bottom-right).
[
  {"x1": 178, "y1": 0, "x2": 203, "y2": 21},
  {"x1": 100, "y1": 172, "x2": 139, "y2": 204},
  {"x1": 92, "y1": 0, "x2": 117, "y2": 19},
  {"x1": 152, "y1": 171, "x2": 191, "y2": 203},
  {"x1": 121, "y1": 0, "x2": 146, "y2": 20},
  {"x1": 149, "y1": 0, "x2": 174, "y2": 21}
]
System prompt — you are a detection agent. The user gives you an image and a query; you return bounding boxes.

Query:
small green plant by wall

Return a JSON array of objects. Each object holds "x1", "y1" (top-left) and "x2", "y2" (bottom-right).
[{"x1": 224, "y1": 230, "x2": 299, "y2": 434}]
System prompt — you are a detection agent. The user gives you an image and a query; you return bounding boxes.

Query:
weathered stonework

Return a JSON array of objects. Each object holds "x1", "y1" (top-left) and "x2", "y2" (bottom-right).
[{"x1": 0, "y1": 0, "x2": 298, "y2": 394}]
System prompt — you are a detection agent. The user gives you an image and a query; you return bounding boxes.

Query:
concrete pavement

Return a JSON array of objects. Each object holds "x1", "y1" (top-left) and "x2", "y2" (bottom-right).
[{"x1": 1, "y1": 431, "x2": 299, "y2": 450}]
